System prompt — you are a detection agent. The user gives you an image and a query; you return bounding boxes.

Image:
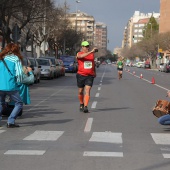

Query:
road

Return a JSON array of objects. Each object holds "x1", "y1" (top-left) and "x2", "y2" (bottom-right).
[{"x1": 1, "y1": 64, "x2": 170, "y2": 170}]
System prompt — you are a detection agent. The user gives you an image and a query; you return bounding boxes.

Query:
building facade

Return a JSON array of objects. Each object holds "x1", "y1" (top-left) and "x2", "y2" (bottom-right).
[
  {"x1": 94, "y1": 22, "x2": 107, "y2": 49},
  {"x1": 159, "y1": 0, "x2": 170, "y2": 33},
  {"x1": 123, "y1": 11, "x2": 160, "y2": 48},
  {"x1": 67, "y1": 11, "x2": 95, "y2": 46}
]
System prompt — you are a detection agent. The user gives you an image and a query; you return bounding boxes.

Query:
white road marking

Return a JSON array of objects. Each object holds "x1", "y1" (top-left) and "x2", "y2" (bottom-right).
[
  {"x1": 98, "y1": 87, "x2": 101, "y2": 90},
  {"x1": 84, "y1": 118, "x2": 93, "y2": 132},
  {"x1": 127, "y1": 71, "x2": 170, "y2": 92},
  {"x1": 23, "y1": 131, "x2": 64, "y2": 141},
  {"x1": 162, "y1": 154, "x2": 170, "y2": 158},
  {"x1": 151, "y1": 133, "x2": 170, "y2": 145},
  {"x1": 89, "y1": 132, "x2": 122, "y2": 144},
  {"x1": 91, "y1": 101, "x2": 97, "y2": 108},
  {"x1": 0, "y1": 130, "x2": 6, "y2": 133},
  {"x1": 83, "y1": 151, "x2": 123, "y2": 157},
  {"x1": 95, "y1": 93, "x2": 100, "y2": 97},
  {"x1": 4, "y1": 150, "x2": 45, "y2": 155}
]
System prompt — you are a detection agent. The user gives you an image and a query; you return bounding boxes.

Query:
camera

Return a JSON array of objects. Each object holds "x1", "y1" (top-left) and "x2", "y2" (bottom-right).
[{"x1": 94, "y1": 49, "x2": 98, "y2": 52}]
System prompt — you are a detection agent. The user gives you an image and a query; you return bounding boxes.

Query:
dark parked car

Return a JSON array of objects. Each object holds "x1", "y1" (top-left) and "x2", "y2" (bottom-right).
[
  {"x1": 165, "y1": 61, "x2": 170, "y2": 72},
  {"x1": 60, "y1": 55, "x2": 77, "y2": 73},
  {"x1": 57, "y1": 59, "x2": 65, "y2": 76},
  {"x1": 144, "y1": 61, "x2": 151, "y2": 69}
]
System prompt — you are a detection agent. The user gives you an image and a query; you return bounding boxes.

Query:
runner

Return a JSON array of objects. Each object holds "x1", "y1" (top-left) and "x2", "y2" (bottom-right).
[
  {"x1": 76, "y1": 41, "x2": 97, "y2": 113},
  {"x1": 117, "y1": 57, "x2": 124, "y2": 80}
]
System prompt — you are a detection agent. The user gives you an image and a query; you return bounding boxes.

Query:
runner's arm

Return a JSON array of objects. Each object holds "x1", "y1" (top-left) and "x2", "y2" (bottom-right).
[{"x1": 77, "y1": 48, "x2": 97, "y2": 58}]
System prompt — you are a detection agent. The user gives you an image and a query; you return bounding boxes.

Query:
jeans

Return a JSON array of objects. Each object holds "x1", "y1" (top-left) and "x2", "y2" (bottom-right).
[
  {"x1": 158, "y1": 114, "x2": 170, "y2": 125},
  {"x1": 0, "y1": 90, "x2": 23, "y2": 124}
]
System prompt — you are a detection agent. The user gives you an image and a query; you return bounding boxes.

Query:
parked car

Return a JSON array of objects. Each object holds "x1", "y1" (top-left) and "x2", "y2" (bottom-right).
[
  {"x1": 166, "y1": 61, "x2": 170, "y2": 72},
  {"x1": 158, "y1": 63, "x2": 167, "y2": 72},
  {"x1": 44, "y1": 57, "x2": 60, "y2": 78},
  {"x1": 60, "y1": 55, "x2": 77, "y2": 73},
  {"x1": 57, "y1": 59, "x2": 65, "y2": 76},
  {"x1": 144, "y1": 61, "x2": 151, "y2": 69},
  {"x1": 23, "y1": 57, "x2": 31, "y2": 67},
  {"x1": 28, "y1": 57, "x2": 41, "y2": 83},
  {"x1": 36, "y1": 58, "x2": 55, "y2": 79},
  {"x1": 136, "y1": 61, "x2": 145, "y2": 68}
]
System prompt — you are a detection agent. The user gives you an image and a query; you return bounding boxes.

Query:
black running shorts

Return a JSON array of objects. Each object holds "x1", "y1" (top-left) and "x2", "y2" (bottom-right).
[{"x1": 76, "y1": 73, "x2": 94, "y2": 88}]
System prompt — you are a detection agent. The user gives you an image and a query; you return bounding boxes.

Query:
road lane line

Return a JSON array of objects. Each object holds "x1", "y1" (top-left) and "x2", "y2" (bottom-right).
[
  {"x1": 4, "y1": 150, "x2": 45, "y2": 155},
  {"x1": 23, "y1": 131, "x2": 64, "y2": 141},
  {"x1": 95, "y1": 93, "x2": 100, "y2": 97},
  {"x1": 83, "y1": 151, "x2": 123, "y2": 157},
  {"x1": 91, "y1": 101, "x2": 97, "y2": 108},
  {"x1": 84, "y1": 118, "x2": 93, "y2": 132},
  {"x1": 127, "y1": 71, "x2": 170, "y2": 91},
  {"x1": 98, "y1": 87, "x2": 101, "y2": 90}
]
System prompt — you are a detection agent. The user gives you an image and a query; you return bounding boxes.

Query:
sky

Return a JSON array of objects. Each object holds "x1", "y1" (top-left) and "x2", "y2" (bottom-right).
[{"x1": 55, "y1": 0, "x2": 160, "y2": 51}]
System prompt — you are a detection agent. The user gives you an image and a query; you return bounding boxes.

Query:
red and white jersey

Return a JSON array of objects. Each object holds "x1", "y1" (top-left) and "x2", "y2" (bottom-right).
[{"x1": 77, "y1": 51, "x2": 95, "y2": 76}]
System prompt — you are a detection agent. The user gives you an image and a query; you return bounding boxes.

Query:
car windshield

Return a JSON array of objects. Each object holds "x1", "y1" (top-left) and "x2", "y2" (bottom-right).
[
  {"x1": 37, "y1": 59, "x2": 50, "y2": 66},
  {"x1": 48, "y1": 59, "x2": 55, "y2": 65},
  {"x1": 61, "y1": 56, "x2": 74, "y2": 62}
]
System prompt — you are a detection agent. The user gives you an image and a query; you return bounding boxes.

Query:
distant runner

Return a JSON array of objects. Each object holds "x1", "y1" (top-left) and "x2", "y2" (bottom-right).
[
  {"x1": 117, "y1": 57, "x2": 124, "y2": 80},
  {"x1": 76, "y1": 41, "x2": 97, "y2": 113}
]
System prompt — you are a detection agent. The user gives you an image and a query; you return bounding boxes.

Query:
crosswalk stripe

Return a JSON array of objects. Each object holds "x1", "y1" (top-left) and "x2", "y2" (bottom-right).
[
  {"x1": 83, "y1": 151, "x2": 123, "y2": 157},
  {"x1": 151, "y1": 133, "x2": 170, "y2": 145},
  {"x1": 0, "y1": 130, "x2": 6, "y2": 134},
  {"x1": 162, "y1": 154, "x2": 170, "y2": 158},
  {"x1": 89, "y1": 132, "x2": 122, "y2": 144},
  {"x1": 23, "y1": 130, "x2": 64, "y2": 141},
  {"x1": 4, "y1": 150, "x2": 45, "y2": 155}
]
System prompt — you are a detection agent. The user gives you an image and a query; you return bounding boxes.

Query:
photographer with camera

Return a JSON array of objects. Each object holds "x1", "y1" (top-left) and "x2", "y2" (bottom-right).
[{"x1": 76, "y1": 41, "x2": 98, "y2": 113}]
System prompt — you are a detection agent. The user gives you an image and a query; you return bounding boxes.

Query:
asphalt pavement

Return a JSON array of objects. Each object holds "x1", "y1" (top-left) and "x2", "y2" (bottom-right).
[{"x1": 1, "y1": 65, "x2": 170, "y2": 170}]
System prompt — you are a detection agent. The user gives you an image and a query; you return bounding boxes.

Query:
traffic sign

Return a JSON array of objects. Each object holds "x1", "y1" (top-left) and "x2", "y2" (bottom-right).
[{"x1": 158, "y1": 49, "x2": 162, "y2": 52}]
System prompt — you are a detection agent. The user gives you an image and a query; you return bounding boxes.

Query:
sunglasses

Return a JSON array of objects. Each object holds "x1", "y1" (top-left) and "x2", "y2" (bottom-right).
[{"x1": 82, "y1": 45, "x2": 89, "y2": 48}]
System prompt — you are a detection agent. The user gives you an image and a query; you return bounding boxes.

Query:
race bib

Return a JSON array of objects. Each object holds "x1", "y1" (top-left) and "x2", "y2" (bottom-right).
[
  {"x1": 84, "y1": 61, "x2": 92, "y2": 69},
  {"x1": 118, "y1": 65, "x2": 122, "y2": 68}
]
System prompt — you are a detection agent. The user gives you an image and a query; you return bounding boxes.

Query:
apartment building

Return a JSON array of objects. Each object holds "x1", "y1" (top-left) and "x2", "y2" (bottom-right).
[
  {"x1": 123, "y1": 11, "x2": 160, "y2": 48},
  {"x1": 159, "y1": 0, "x2": 170, "y2": 33},
  {"x1": 94, "y1": 22, "x2": 107, "y2": 49},
  {"x1": 67, "y1": 11, "x2": 95, "y2": 46}
]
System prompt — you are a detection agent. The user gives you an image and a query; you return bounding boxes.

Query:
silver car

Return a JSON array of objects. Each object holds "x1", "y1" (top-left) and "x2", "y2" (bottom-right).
[
  {"x1": 36, "y1": 58, "x2": 55, "y2": 79},
  {"x1": 28, "y1": 57, "x2": 41, "y2": 83}
]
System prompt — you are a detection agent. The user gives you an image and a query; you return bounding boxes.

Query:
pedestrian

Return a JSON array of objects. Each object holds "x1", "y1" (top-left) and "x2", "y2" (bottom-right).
[
  {"x1": 158, "y1": 91, "x2": 170, "y2": 125},
  {"x1": 0, "y1": 43, "x2": 24, "y2": 128},
  {"x1": 76, "y1": 41, "x2": 98, "y2": 113},
  {"x1": 117, "y1": 56, "x2": 124, "y2": 80}
]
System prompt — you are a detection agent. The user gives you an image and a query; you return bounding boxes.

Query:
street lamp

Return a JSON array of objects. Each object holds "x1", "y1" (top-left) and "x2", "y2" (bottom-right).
[
  {"x1": 75, "y1": 1, "x2": 81, "y2": 31},
  {"x1": 149, "y1": 23, "x2": 152, "y2": 38},
  {"x1": 75, "y1": 0, "x2": 81, "y2": 55}
]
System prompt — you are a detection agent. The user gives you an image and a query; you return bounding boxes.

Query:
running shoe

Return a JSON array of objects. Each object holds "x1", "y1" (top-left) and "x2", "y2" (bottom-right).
[
  {"x1": 84, "y1": 106, "x2": 89, "y2": 113},
  {"x1": 80, "y1": 104, "x2": 84, "y2": 112}
]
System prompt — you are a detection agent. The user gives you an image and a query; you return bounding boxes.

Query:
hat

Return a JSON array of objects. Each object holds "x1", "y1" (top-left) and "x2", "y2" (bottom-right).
[{"x1": 81, "y1": 41, "x2": 89, "y2": 46}]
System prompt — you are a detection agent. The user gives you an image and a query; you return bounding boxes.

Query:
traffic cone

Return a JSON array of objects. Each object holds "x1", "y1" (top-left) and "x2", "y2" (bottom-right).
[
  {"x1": 140, "y1": 74, "x2": 143, "y2": 79},
  {"x1": 151, "y1": 77, "x2": 155, "y2": 84}
]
